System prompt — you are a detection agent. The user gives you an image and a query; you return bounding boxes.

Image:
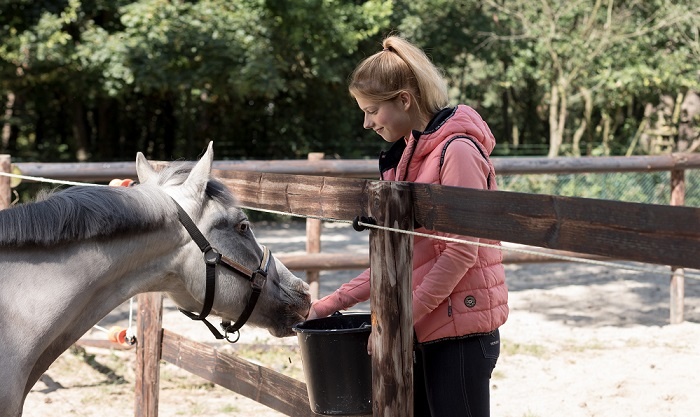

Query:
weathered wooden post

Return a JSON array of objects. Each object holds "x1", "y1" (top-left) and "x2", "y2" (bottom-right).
[
  {"x1": 669, "y1": 168, "x2": 685, "y2": 324},
  {"x1": 306, "y1": 152, "x2": 324, "y2": 301},
  {"x1": 0, "y1": 154, "x2": 10, "y2": 209},
  {"x1": 368, "y1": 181, "x2": 414, "y2": 417},
  {"x1": 134, "y1": 292, "x2": 164, "y2": 417}
]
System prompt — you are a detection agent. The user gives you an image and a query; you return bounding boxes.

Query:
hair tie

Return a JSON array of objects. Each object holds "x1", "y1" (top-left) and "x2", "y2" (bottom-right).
[{"x1": 383, "y1": 47, "x2": 392, "y2": 52}]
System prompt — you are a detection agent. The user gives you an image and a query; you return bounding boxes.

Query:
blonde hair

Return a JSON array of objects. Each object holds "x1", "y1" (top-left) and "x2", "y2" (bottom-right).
[{"x1": 349, "y1": 35, "x2": 449, "y2": 119}]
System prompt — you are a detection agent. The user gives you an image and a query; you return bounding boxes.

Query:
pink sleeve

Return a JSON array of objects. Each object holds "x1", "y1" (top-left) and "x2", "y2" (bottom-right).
[
  {"x1": 311, "y1": 268, "x2": 371, "y2": 317},
  {"x1": 412, "y1": 140, "x2": 490, "y2": 322}
]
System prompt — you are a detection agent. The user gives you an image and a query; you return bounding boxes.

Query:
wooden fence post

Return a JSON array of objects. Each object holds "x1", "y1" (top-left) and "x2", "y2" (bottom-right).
[
  {"x1": 0, "y1": 154, "x2": 10, "y2": 209},
  {"x1": 134, "y1": 292, "x2": 164, "y2": 417},
  {"x1": 368, "y1": 181, "x2": 414, "y2": 417},
  {"x1": 306, "y1": 152, "x2": 324, "y2": 301},
  {"x1": 669, "y1": 169, "x2": 685, "y2": 324}
]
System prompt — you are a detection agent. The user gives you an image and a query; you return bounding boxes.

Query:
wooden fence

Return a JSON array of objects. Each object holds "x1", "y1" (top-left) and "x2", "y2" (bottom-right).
[
  {"x1": 126, "y1": 166, "x2": 700, "y2": 417},
  {"x1": 2, "y1": 153, "x2": 700, "y2": 416}
]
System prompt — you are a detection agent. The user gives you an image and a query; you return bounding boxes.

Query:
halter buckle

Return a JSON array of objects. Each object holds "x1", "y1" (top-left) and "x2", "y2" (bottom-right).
[
  {"x1": 251, "y1": 269, "x2": 268, "y2": 290},
  {"x1": 203, "y1": 247, "x2": 222, "y2": 265}
]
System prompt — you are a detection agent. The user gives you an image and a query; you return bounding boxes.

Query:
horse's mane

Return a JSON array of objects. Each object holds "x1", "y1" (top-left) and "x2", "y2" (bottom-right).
[{"x1": 0, "y1": 161, "x2": 235, "y2": 247}]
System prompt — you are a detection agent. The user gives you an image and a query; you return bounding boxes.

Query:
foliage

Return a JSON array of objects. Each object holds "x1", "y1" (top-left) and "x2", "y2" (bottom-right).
[
  {"x1": 0, "y1": 0, "x2": 698, "y2": 163},
  {"x1": 1, "y1": 0, "x2": 391, "y2": 161}
]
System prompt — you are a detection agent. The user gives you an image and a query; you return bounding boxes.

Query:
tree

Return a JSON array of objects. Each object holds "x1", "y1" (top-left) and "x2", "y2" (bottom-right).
[
  {"x1": 1, "y1": 0, "x2": 392, "y2": 161},
  {"x1": 481, "y1": 0, "x2": 700, "y2": 157}
]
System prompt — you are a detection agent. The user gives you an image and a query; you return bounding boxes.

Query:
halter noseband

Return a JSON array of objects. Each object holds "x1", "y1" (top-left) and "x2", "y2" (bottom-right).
[{"x1": 173, "y1": 200, "x2": 271, "y2": 343}]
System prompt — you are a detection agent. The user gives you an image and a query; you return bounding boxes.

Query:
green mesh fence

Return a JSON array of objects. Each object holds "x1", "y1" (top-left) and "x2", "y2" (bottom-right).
[{"x1": 498, "y1": 169, "x2": 700, "y2": 208}]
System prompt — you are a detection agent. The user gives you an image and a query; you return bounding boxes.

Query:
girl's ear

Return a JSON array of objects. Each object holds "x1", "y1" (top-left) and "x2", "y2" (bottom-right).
[{"x1": 398, "y1": 91, "x2": 412, "y2": 111}]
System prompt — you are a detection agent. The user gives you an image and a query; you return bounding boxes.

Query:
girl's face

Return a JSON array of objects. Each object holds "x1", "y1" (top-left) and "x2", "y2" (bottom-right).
[{"x1": 356, "y1": 94, "x2": 414, "y2": 143}]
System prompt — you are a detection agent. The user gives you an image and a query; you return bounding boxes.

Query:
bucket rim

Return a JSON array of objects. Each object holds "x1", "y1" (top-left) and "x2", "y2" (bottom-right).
[{"x1": 292, "y1": 312, "x2": 371, "y2": 334}]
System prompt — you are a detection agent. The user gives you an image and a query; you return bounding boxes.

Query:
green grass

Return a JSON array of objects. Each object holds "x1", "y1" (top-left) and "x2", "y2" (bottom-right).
[{"x1": 501, "y1": 340, "x2": 548, "y2": 358}]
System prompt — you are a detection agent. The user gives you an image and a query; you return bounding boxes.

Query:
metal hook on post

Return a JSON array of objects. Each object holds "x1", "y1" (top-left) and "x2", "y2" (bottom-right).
[{"x1": 352, "y1": 215, "x2": 377, "y2": 232}]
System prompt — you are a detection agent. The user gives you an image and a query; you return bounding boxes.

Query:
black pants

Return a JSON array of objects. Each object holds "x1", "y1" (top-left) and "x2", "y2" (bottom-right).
[{"x1": 414, "y1": 329, "x2": 500, "y2": 417}]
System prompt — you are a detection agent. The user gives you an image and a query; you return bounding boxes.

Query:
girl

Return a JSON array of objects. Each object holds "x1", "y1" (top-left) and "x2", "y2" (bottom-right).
[{"x1": 308, "y1": 35, "x2": 508, "y2": 417}]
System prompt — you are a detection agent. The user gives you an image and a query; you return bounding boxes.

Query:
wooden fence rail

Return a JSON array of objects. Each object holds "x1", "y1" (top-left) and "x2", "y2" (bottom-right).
[
  {"x1": 11, "y1": 152, "x2": 700, "y2": 181},
  {"x1": 216, "y1": 169, "x2": 700, "y2": 269}
]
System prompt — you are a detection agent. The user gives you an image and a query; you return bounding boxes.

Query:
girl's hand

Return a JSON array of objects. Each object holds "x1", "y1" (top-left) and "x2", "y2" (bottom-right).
[{"x1": 306, "y1": 303, "x2": 321, "y2": 320}]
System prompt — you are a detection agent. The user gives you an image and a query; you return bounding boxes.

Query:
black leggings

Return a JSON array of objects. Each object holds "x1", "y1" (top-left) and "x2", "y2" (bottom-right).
[{"x1": 414, "y1": 329, "x2": 500, "y2": 417}]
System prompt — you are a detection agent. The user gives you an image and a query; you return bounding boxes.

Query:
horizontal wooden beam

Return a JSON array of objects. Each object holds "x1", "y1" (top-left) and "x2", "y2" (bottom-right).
[
  {"x1": 160, "y1": 330, "x2": 315, "y2": 417},
  {"x1": 278, "y1": 253, "x2": 369, "y2": 271},
  {"x1": 496, "y1": 153, "x2": 700, "y2": 174},
  {"x1": 74, "y1": 339, "x2": 134, "y2": 350},
  {"x1": 218, "y1": 170, "x2": 700, "y2": 269},
  {"x1": 276, "y1": 250, "x2": 613, "y2": 271},
  {"x1": 12, "y1": 152, "x2": 700, "y2": 183},
  {"x1": 411, "y1": 182, "x2": 700, "y2": 269},
  {"x1": 217, "y1": 170, "x2": 371, "y2": 220}
]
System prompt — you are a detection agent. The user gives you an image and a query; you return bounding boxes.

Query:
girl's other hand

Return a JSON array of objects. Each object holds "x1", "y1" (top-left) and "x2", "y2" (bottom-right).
[{"x1": 306, "y1": 303, "x2": 321, "y2": 320}]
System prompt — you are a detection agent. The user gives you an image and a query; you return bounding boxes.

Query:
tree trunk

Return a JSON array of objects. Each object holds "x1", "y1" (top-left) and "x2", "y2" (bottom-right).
[
  {"x1": 625, "y1": 116, "x2": 649, "y2": 156},
  {"x1": 2, "y1": 92, "x2": 20, "y2": 153},
  {"x1": 72, "y1": 101, "x2": 90, "y2": 161},
  {"x1": 97, "y1": 98, "x2": 118, "y2": 160},
  {"x1": 2, "y1": 92, "x2": 15, "y2": 151},
  {"x1": 601, "y1": 111, "x2": 611, "y2": 156},
  {"x1": 161, "y1": 95, "x2": 176, "y2": 159},
  {"x1": 557, "y1": 82, "x2": 568, "y2": 154},
  {"x1": 548, "y1": 82, "x2": 566, "y2": 158},
  {"x1": 572, "y1": 87, "x2": 592, "y2": 157},
  {"x1": 548, "y1": 83, "x2": 559, "y2": 157}
]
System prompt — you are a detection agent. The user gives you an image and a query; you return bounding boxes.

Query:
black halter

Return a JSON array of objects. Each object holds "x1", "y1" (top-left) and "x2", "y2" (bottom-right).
[{"x1": 173, "y1": 200, "x2": 271, "y2": 343}]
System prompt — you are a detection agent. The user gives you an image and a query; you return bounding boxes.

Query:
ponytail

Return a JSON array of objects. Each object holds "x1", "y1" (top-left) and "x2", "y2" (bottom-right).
[{"x1": 349, "y1": 35, "x2": 449, "y2": 119}]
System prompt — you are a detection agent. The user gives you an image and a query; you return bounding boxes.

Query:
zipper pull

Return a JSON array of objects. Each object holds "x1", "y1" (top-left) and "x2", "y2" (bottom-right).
[{"x1": 447, "y1": 297, "x2": 452, "y2": 317}]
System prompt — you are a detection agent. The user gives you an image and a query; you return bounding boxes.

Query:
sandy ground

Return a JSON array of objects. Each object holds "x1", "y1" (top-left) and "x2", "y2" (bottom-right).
[{"x1": 23, "y1": 221, "x2": 700, "y2": 417}]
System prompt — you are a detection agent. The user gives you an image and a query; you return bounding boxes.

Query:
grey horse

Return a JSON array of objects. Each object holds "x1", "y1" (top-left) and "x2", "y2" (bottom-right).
[{"x1": 0, "y1": 143, "x2": 311, "y2": 416}]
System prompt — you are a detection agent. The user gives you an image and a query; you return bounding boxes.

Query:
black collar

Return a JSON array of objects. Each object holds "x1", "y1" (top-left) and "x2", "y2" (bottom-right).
[{"x1": 377, "y1": 107, "x2": 456, "y2": 174}]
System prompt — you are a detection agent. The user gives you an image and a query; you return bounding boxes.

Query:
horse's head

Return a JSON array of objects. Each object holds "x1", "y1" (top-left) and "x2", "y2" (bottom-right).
[{"x1": 135, "y1": 142, "x2": 311, "y2": 338}]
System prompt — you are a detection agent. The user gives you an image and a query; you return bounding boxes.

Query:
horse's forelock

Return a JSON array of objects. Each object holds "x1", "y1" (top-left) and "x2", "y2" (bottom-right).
[
  {"x1": 155, "y1": 160, "x2": 236, "y2": 206},
  {"x1": 206, "y1": 178, "x2": 237, "y2": 206},
  {"x1": 156, "y1": 162, "x2": 193, "y2": 187}
]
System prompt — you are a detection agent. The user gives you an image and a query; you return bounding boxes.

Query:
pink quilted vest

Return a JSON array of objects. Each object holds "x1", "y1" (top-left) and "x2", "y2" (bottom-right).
[{"x1": 313, "y1": 105, "x2": 508, "y2": 343}]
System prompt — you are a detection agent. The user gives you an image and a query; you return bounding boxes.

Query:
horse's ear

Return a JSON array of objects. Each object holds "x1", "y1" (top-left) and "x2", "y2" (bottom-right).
[
  {"x1": 183, "y1": 141, "x2": 214, "y2": 195},
  {"x1": 135, "y1": 152, "x2": 157, "y2": 184}
]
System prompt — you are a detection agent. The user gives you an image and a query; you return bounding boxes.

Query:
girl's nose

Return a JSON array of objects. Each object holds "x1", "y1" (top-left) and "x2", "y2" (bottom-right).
[{"x1": 363, "y1": 114, "x2": 373, "y2": 130}]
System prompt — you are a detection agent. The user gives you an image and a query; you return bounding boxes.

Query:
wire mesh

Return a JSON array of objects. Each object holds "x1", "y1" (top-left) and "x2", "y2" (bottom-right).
[{"x1": 499, "y1": 169, "x2": 700, "y2": 207}]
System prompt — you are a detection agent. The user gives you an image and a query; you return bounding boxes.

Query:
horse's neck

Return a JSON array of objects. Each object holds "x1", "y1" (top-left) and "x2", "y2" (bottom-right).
[
  {"x1": 4, "y1": 231, "x2": 182, "y2": 328},
  {"x1": 0, "y1": 229, "x2": 185, "y2": 397}
]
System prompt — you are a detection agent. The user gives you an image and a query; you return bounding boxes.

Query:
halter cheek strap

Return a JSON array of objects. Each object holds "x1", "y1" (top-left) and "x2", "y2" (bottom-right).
[{"x1": 173, "y1": 200, "x2": 270, "y2": 343}]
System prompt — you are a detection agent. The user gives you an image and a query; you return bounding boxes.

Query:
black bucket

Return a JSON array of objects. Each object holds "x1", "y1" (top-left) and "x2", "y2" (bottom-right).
[{"x1": 293, "y1": 312, "x2": 372, "y2": 415}]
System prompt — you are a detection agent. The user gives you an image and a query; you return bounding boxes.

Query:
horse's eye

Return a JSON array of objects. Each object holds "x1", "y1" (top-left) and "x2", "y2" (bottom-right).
[{"x1": 236, "y1": 221, "x2": 250, "y2": 233}]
